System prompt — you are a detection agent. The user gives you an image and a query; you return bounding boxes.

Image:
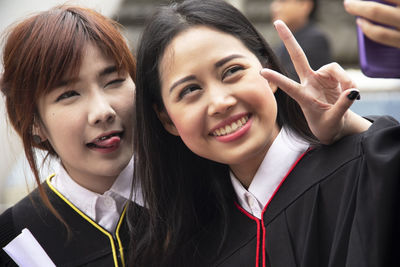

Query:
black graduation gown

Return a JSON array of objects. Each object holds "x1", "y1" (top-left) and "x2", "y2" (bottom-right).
[
  {"x1": 196, "y1": 116, "x2": 400, "y2": 267},
  {"x1": 0, "y1": 178, "x2": 134, "y2": 267}
]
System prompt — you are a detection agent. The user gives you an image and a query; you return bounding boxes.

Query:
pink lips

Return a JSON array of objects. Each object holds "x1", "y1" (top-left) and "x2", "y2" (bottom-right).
[
  {"x1": 87, "y1": 131, "x2": 122, "y2": 154},
  {"x1": 209, "y1": 113, "x2": 249, "y2": 133},
  {"x1": 210, "y1": 113, "x2": 252, "y2": 143},
  {"x1": 215, "y1": 116, "x2": 252, "y2": 143},
  {"x1": 93, "y1": 135, "x2": 120, "y2": 147},
  {"x1": 90, "y1": 136, "x2": 121, "y2": 153}
]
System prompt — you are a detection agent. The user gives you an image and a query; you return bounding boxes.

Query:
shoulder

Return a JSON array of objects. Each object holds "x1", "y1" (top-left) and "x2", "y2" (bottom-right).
[
  {"x1": 293, "y1": 116, "x2": 399, "y2": 182},
  {"x1": 0, "y1": 186, "x2": 46, "y2": 233},
  {"x1": 362, "y1": 115, "x2": 399, "y2": 138},
  {"x1": 355, "y1": 115, "x2": 400, "y2": 156},
  {"x1": 0, "y1": 208, "x2": 16, "y2": 250},
  {"x1": 0, "y1": 207, "x2": 19, "y2": 266},
  {"x1": 305, "y1": 115, "x2": 400, "y2": 179},
  {"x1": 0, "y1": 180, "x2": 64, "y2": 236},
  {"x1": 270, "y1": 116, "x2": 399, "y2": 212},
  {"x1": 360, "y1": 115, "x2": 400, "y2": 170},
  {"x1": 0, "y1": 188, "x2": 45, "y2": 266}
]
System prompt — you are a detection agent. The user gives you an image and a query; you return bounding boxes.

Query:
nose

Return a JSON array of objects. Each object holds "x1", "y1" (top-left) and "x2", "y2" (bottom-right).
[
  {"x1": 207, "y1": 87, "x2": 237, "y2": 116},
  {"x1": 88, "y1": 91, "x2": 116, "y2": 126}
]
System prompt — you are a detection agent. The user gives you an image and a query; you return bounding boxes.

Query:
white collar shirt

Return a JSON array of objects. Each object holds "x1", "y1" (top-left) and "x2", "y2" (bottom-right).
[
  {"x1": 230, "y1": 127, "x2": 309, "y2": 219},
  {"x1": 50, "y1": 157, "x2": 136, "y2": 232}
]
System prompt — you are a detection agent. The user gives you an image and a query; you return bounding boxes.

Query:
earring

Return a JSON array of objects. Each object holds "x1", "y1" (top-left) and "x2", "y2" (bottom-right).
[{"x1": 33, "y1": 135, "x2": 42, "y2": 145}]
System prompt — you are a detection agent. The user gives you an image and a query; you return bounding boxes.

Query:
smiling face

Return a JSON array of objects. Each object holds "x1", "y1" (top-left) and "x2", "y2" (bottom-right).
[
  {"x1": 36, "y1": 43, "x2": 135, "y2": 193},
  {"x1": 158, "y1": 26, "x2": 280, "y2": 181}
]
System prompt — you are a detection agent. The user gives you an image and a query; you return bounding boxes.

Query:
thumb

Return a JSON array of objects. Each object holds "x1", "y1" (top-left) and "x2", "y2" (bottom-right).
[{"x1": 328, "y1": 88, "x2": 360, "y2": 122}]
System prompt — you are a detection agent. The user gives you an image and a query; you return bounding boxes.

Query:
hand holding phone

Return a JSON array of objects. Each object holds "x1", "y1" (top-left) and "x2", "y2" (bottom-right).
[{"x1": 344, "y1": 0, "x2": 400, "y2": 78}]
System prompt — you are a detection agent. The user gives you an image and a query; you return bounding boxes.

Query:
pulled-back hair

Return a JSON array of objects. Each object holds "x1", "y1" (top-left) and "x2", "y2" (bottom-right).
[
  {"x1": 131, "y1": 0, "x2": 315, "y2": 265},
  {"x1": 1, "y1": 5, "x2": 135, "y2": 226}
]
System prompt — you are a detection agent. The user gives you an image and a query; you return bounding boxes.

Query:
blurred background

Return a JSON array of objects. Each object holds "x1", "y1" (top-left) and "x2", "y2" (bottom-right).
[{"x1": 1, "y1": 0, "x2": 400, "y2": 213}]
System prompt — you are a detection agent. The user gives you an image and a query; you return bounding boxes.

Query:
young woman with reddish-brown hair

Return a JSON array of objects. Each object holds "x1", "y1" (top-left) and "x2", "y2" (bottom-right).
[{"x1": 0, "y1": 5, "x2": 137, "y2": 266}]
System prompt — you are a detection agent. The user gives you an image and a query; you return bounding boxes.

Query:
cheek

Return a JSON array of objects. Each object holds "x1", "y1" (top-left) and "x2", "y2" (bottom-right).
[
  {"x1": 261, "y1": 89, "x2": 278, "y2": 115},
  {"x1": 48, "y1": 113, "x2": 80, "y2": 138},
  {"x1": 119, "y1": 98, "x2": 135, "y2": 117},
  {"x1": 247, "y1": 83, "x2": 278, "y2": 123},
  {"x1": 114, "y1": 88, "x2": 135, "y2": 119},
  {"x1": 171, "y1": 114, "x2": 205, "y2": 156},
  {"x1": 42, "y1": 106, "x2": 82, "y2": 137},
  {"x1": 168, "y1": 105, "x2": 204, "y2": 142},
  {"x1": 171, "y1": 113, "x2": 197, "y2": 138},
  {"x1": 250, "y1": 79, "x2": 277, "y2": 106}
]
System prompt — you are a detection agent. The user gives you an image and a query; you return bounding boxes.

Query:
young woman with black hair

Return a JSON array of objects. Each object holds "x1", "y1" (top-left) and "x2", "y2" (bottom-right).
[{"x1": 130, "y1": 0, "x2": 399, "y2": 266}]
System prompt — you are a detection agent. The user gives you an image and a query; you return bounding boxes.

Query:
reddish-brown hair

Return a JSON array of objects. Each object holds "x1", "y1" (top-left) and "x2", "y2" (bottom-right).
[{"x1": 1, "y1": 5, "x2": 136, "y2": 222}]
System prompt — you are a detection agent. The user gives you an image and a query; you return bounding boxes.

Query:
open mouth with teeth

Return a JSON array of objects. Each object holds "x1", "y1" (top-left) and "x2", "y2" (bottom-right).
[
  {"x1": 86, "y1": 132, "x2": 123, "y2": 148},
  {"x1": 212, "y1": 115, "x2": 250, "y2": 137}
]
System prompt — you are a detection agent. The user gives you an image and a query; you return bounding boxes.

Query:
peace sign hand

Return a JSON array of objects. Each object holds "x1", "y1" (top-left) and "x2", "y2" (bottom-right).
[{"x1": 260, "y1": 20, "x2": 371, "y2": 145}]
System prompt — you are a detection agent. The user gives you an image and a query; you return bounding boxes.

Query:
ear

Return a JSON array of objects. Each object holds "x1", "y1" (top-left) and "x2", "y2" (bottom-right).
[
  {"x1": 32, "y1": 116, "x2": 48, "y2": 142},
  {"x1": 153, "y1": 104, "x2": 180, "y2": 136},
  {"x1": 269, "y1": 81, "x2": 278, "y2": 93}
]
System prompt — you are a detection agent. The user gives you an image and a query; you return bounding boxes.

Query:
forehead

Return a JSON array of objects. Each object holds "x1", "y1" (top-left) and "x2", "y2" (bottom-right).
[
  {"x1": 52, "y1": 43, "x2": 115, "y2": 84},
  {"x1": 75, "y1": 43, "x2": 115, "y2": 74},
  {"x1": 165, "y1": 26, "x2": 250, "y2": 57},
  {"x1": 160, "y1": 26, "x2": 255, "y2": 75}
]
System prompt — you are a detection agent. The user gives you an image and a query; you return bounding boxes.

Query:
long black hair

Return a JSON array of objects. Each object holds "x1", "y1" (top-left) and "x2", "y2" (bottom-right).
[{"x1": 129, "y1": 0, "x2": 316, "y2": 265}]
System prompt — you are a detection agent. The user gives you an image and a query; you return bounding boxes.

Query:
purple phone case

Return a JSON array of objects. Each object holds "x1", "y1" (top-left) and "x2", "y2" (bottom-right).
[{"x1": 357, "y1": 0, "x2": 400, "y2": 78}]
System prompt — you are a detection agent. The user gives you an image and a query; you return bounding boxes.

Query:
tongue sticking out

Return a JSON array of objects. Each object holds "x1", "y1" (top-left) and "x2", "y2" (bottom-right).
[{"x1": 93, "y1": 136, "x2": 121, "y2": 148}]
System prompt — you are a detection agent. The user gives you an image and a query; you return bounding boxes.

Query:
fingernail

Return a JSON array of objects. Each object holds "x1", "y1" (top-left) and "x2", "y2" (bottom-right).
[
  {"x1": 273, "y1": 20, "x2": 282, "y2": 28},
  {"x1": 347, "y1": 90, "x2": 360, "y2": 100}
]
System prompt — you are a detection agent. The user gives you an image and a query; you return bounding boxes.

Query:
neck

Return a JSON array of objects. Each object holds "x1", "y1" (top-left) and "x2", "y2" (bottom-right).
[
  {"x1": 230, "y1": 159, "x2": 264, "y2": 189},
  {"x1": 75, "y1": 175, "x2": 117, "y2": 194},
  {"x1": 229, "y1": 125, "x2": 281, "y2": 189},
  {"x1": 62, "y1": 164, "x2": 118, "y2": 194}
]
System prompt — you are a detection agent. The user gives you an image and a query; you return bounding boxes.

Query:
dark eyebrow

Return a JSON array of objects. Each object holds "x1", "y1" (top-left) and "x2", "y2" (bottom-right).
[
  {"x1": 169, "y1": 75, "x2": 196, "y2": 93},
  {"x1": 99, "y1": 65, "x2": 118, "y2": 77},
  {"x1": 54, "y1": 77, "x2": 78, "y2": 89},
  {"x1": 215, "y1": 54, "x2": 244, "y2": 68}
]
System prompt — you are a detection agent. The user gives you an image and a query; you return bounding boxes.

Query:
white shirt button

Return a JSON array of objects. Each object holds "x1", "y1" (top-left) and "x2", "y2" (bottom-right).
[
  {"x1": 246, "y1": 194, "x2": 257, "y2": 209},
  {"x1": 248, "y1": 197, "x2": 254, "y2": 207},
  {"x1": 100, "y1": 196, "x2": 115, "y2": 209}
]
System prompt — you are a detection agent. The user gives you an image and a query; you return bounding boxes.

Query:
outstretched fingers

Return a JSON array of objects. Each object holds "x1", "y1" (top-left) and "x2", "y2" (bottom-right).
[
  {"x1": 273, "y1": 20, "x2": 313, "y2": 81},
  {"x1": 260, "y1": 68, "x2": 305, "y2": 104}
]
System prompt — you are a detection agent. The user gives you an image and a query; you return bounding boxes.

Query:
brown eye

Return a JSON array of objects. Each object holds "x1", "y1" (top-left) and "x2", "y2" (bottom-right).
[
  {"x1": 222, "y1": 65, "x2": 244, "y2": 80},
  {"x1": 106, "y1": 78, "x2": 125, "y2": 87},
  {"x1": 56, "y1": 91, "x2": 79, "y2": 102},
  {"x1": 178, "y1": 84, "x2": 201, "y2": 99}
]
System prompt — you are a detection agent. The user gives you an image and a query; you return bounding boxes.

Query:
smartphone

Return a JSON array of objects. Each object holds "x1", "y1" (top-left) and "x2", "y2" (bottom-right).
[{"x1": 357, "y1": 0, "x2": 400, "y2": 78}]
